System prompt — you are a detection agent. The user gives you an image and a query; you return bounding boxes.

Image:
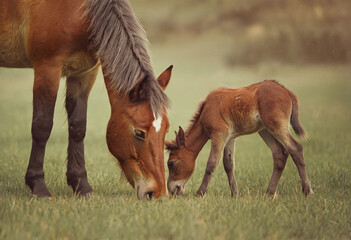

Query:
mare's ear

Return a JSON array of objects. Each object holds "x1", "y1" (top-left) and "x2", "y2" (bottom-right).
[
  {"x1": 129, "y1": 75, "x2": 148, "y2": 102},
  {"x1": 157, "y1": 65, "x2": 173, "y2": 90},
  {"x1": 176, "y1": 126, "x2": 185, "y2": 147}
]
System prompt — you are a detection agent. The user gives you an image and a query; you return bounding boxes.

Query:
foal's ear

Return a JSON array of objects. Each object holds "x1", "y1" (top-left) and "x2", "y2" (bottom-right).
[
  {"x1": 129, "y1": 75, "x2": 148, "y2": 102},
  {"x1": 157, "y1": 65, "x2": 173, "y2": 90},
  {"x1": 165, "y1": 141, "x2": 178, "y2": 151},
  {"x1": 176, "y1": 126, "x2": 185, "y2": 147}
]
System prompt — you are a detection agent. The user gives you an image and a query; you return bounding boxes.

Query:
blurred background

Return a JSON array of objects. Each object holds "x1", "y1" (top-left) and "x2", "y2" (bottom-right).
[
  {"x1": 134, "y1": 0, "x2": 350, "y2": 65},
  {"x1": 1, "y1": 1, "x2": 351, "y2": 239},
  {"x1": 129, "y1": 0, "x2": 351, "y2": 131}
]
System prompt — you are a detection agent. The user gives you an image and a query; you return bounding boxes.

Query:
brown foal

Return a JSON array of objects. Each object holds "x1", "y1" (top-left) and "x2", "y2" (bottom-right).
[{"x1": 166, "y1": 80, "x2": 313, "y2": 197}]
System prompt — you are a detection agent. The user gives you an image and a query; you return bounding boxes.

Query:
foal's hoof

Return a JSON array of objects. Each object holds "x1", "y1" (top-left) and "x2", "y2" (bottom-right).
[
  {"x1": 195, "y1": 190, "x2": 207, "y2": 198},
  {"x1": 265, "y1": 192, "x2": 278, "y2": 200},
  {"x1": 303, "y1": 188, "x2": 314, "y2": 197},
  {"x1": 230, "y1": 192, "x2": 239, "y2": 198}
]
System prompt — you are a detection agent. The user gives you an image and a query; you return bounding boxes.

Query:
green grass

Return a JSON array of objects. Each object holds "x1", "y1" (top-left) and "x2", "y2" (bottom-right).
[{"x1": 1, "y1": 37, "x2": 351, "y2": 239}]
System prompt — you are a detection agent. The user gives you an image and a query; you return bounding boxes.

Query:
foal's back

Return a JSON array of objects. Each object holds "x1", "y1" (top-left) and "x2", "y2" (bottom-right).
[{"x1": 200, "y1": 80, "x2": 292, "y2": 136}]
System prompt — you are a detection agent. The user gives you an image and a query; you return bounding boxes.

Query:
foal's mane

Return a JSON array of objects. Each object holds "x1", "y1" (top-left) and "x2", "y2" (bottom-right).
[
  {"x1": 84, "y1": 0, "x2": 170, "y2": 116},
  {"x1": 165, "y1": 100, "x2": 206, "y2": 151},
  {"x1": 185, "y1": 100, "x2": 205, "y2": 136}
]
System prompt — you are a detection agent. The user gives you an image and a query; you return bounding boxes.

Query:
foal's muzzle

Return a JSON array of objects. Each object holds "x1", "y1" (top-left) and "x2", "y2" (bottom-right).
[{"x1": 168, "y1": 181, "x2": 185, "y2": 196}]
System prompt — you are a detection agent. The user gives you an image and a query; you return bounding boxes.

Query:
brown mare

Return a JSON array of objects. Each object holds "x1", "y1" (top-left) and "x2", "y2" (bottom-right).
[
  {"x1": 0, "y1": 0, "x2": 172, "y2": 200},
  {"x1": 166, "y1": 80, "x2": 313, "y2": 197}
]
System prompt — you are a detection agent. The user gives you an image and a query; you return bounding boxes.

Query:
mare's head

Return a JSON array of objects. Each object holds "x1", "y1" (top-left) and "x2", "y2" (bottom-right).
[
  {"x1": 105, "y1": 66, "x2": 172, "y2": 200},
  {"x1": 165, "y1": 127, "x2": 195, "y2": 195}
]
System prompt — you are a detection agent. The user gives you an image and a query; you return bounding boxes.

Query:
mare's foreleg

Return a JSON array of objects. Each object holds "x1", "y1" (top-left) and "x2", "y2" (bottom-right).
[
  {"x1": 259, "y1": 129, "x2": 289, "y2": 196},
  {"x1": 223, "y1": 138, "x2": 238, "y2": 197},
  {"x1": 65, "y1": 66, "x2": 98, "y2": 196},
  {"x1": 25, "y1": 64, "x2": 61, "y2": 198},
  {"x1": 196, "y1": 132, "x2": 228, "y2": 197}
]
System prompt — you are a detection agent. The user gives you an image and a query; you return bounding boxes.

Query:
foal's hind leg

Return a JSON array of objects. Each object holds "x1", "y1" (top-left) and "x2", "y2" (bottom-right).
[
  {"x1": 259, "y1": 129, "x2": 289, "y2": 196},
  {"x1": 25, "y1": 64, "x2": 61, "y2": 198},
  {"x1": 223, "y1": 138, "x2": 238, "y2": 197},
  {"x1": 270, "y1": 129, "x2": 313, "y2": 196},
  {"x1": 65, "y1": 66, "x2": 99, "y2": 196}
]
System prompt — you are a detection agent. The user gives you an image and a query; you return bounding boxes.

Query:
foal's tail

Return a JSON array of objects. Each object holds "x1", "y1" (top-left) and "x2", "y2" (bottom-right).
[{"x1": 287, "y1": 90, "x2": 307, "y2": 140}]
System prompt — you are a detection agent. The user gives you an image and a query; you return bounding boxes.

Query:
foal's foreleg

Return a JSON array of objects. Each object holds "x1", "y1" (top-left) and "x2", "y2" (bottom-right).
[
  {"x1": 25, "y1": 65, "x2": 61, "y2": 198},
  {"x1": 259, "y1": 129, "x2": 289, "y2": 196},
  {"x1": 65, "y1": 67, "x2": 98, "y2": 196},
  {"x1": 223, "y1": 138, "x2": 238, "y2": 196},
  {"x1": 196, "y1": 133, "x2": 228, "y2": 197}
]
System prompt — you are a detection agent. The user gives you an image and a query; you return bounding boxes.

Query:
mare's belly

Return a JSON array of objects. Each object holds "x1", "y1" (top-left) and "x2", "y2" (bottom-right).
[{"x1": 0, "y1": 19, "x2": 31, "y2": 68}]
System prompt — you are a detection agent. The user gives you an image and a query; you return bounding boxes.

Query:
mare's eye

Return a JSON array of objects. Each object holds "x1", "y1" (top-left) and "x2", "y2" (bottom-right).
[{"x1": 133, "y1": 128, "x2": 146, "y2": 141}]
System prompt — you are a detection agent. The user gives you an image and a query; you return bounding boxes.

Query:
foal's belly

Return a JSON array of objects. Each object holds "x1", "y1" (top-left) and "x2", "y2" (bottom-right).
[
  {"x1": 227, "y1": 94, "x2": 264, "y2": 136},
  {"x1": 231, "y1": 111, "x2": 264, "y2": 137}
]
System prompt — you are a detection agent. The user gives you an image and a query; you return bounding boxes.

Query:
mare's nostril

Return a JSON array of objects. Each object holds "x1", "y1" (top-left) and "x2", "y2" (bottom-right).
[{"x1": 145, "y1": 190, "x2": 156, "y2": 200}]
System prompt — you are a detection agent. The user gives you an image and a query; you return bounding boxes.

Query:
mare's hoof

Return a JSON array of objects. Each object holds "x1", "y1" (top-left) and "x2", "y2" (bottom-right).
[
  {"x1": 74, "y1": 189, "x2": 94, "y2": 198},
  {"x1": 30, "y1": 193, "x2": 52, "y2": 200},
  {"x1": 26, "y1": 178, "x2": 52, "y2": 198},
  {"x1": 32, "y1": 188, "x2": 52, "y2": 198},
  {"x1": 68, "y1": 177, "x2": 93, "y2": 197}
]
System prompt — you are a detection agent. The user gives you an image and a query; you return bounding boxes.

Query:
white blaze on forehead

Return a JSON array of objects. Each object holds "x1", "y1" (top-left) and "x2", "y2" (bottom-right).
[{"x1": 152, "y1": 116, "x2": 162, "y2": 132}]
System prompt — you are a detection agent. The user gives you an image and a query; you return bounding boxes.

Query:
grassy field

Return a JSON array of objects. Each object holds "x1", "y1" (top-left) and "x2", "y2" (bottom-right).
[{"x1": 1, "y1": 32, "x2": 351, "y2": 239}]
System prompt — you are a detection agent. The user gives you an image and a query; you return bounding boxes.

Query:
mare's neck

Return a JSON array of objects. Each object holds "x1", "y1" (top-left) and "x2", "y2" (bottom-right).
[
  {"x1": 104, "y1": 75, "x2": 126, "y2": 113},
  {"x1": 185, "y1": 120, "x2": 209, "y2": 160}
]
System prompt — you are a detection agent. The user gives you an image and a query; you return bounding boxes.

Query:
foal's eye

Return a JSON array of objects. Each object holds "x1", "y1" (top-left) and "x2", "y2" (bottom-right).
[
  {"x1": 168, "y1": 160, "x2": 177, "y2": 169},
  {"x1": 133, "y1": 128, "x2": 146, "y2": 141}
]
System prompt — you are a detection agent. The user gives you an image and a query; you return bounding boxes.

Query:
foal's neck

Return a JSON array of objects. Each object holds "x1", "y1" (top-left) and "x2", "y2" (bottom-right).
[{"x1": 185, "y1": 119, "x2": 209, "y2": 160}]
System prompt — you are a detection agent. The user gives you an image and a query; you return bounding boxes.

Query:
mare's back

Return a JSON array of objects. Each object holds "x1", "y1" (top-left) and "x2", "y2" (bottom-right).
[{"x1": 0, "y1": 0, "x2": 87, "y2": 68}]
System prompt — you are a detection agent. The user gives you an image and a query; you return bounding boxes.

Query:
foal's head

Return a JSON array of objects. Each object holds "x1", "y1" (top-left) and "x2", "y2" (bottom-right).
[
  {"x1": 165, "y1": 127, "x2": 195, "y2": 195},
  {"x1": 105, "y1": 66, "x2": 172, "y2": 200}
]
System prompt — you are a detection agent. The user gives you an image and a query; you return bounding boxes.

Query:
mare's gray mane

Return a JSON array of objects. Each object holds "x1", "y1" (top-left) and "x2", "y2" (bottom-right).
[{"x1": 84, "y1": 0, "x2": 170, "y2": 116}]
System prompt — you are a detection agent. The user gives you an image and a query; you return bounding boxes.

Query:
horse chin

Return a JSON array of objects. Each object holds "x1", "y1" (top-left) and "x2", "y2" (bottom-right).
[{"x1": 135, "y1": 177, "x2": 158, "y2": 200}]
